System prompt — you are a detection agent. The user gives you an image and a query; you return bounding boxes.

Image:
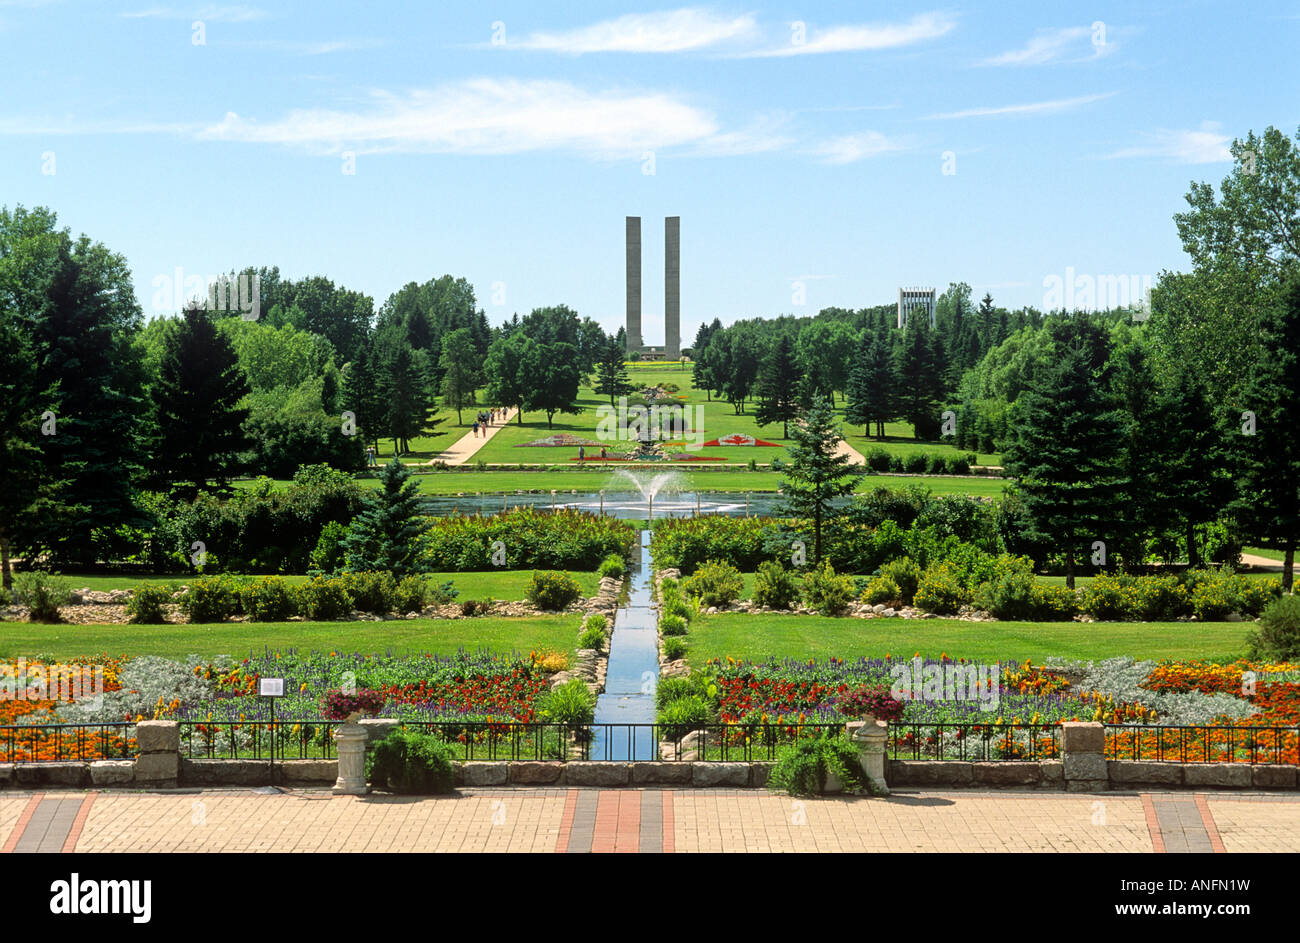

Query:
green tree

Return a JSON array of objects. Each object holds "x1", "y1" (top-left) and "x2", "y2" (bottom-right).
[
  {"x1": 151, "y1": 303, "x2": 250, "y2": 495},
  {"x1": 524, "y1": 341, "x2": 582, "y2": 428},
  {"x1": 438, "y1": 327, "x2": 480, "y2": 424},
  {"x1": 1233, "y1": 272, "x2": 1300, "y2": 590},
  {"x1": 1001, "y1": 324, "x2": 1128, "y2": 588},
  {"x1": 1157, "y1": 369, "x2": 1234, "y2": 568},
  {"x1": 484, "y1": 331, "x2": 535, "y2": 424},
  {"x1": 845, "y1": 329, "x2": 895, "y2": 439},
  {"x1": 894, "y1": 318, "x2": 940, "y2": 439},
  {"x1": 592, "y1": 336, "x2": 635, "y2": 405},
  {"x1": 773, "y1": 402, "x2": 865, "y2": 564},
  {"x1": 754, "y1": 334, "x2": 801, "y2": 437},
  {"x1": 342, "y1": 458, "x2": 430, "y2": 577},
  {"x1": 28, "y1": 226, "x2": 151, "y2": 566},
  {"x1": 378, "y1": 343, "x2": 439, "y2": 454},
  {"x1": 342, "y1": 342, "x2": 384, "y2": 452}
]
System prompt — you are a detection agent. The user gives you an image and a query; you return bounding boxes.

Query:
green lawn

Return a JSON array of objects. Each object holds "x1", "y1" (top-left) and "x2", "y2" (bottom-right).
[
  {"x1": 53, "y1": 570, "x2": 602, "y2": 599},
  {"x1": 0, "y1": 615, "x2": 582, "y2": 661},
  {"x1": 685, "y1": 613, "x2": 1252, "y2": 665}
]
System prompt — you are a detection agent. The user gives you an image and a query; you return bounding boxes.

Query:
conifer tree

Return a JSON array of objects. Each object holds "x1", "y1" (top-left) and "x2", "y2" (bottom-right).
[
  {"x1": 1002, "y1": 327, "x2": 1128, "y2": 588},
  {"x1": 151, "y1": 303, "x2": 250, "y2": 494},
  {"x1": 342, "y1": 458, "x2": 430, "y2": 577},
  {"x1": 1233, "y1": 272, "x2": 1300, "y2": 590},
  {"x1": 754, "y1": 334, "x2": 801, "y2": 437},
  {"x1": 593, "y1": 335, "x2": 635, "y2": 405},
  {"x1": 773, "y1": 402, "x2": 865, "y2": 564},
  {"x1": 845, "y1": 329, "x2": 895, "y2": 439}
]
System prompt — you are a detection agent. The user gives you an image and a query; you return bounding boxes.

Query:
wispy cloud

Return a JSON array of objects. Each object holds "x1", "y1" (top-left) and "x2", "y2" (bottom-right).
[
  {"x1": 508, "y1": 8, "x2": 758, "y2": 54},
  {"x1": 1102, "y1": 123, "x2": 1232, "y2": 163},
  {"x1": 236, "y1": 37, "x2": 383, "y2": 55},
  {"x1": 981, "y1": 25, "x2": 1114, "y2": 66},
  {"x1": 807, "y1": 131, "x2": 903, "y2": 164},
  {"x1": 741, "y1": 11, "x2": 955, "y2": 57},
  {"x1": 122, "y1": 5, "x2": 267, "y2": 22},
  {"x1": 196, "y1": 79, "x2": 718, "y2": 158},
  {"x1": 923, "y1": 92, "x2": 1113, "y2": 120},
  {"x1": 693, "y1": 116, "x2": 796, "y2": 156}
]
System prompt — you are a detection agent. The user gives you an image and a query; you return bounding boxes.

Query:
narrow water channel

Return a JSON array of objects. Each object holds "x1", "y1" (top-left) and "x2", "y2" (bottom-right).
[{"x1": 589, "y1": 528, "x2": 659, "y2": 760}]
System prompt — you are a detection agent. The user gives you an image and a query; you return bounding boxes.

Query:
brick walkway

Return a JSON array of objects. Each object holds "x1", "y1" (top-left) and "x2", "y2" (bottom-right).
[{"x1": 2, "y1": 789, "x2": 1297, "y2": 853}]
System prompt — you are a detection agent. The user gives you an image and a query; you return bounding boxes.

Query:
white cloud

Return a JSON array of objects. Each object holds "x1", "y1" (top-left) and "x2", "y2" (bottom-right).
[
  {"x1": 196, "y1": 79, "x2": 718, "y2": 158},
  {"x1": 981, "y1": 26, "x2": 1114, "y2": 66},
  {"x1": 1103, "y1": 123, "x2": 1232, "y2": 163},
  {"x1": 807, "y1": 131, "x2": 903, "y2": 164},
  {"x1": 510, "y1": 8, "x2": 758, "y2": 54},
  {"x1": 923, "y1": 92, "x2": 1113, "y2": 120},
  {"x1": 742, "y1": 12, "x2": 955, "y2": 57}
]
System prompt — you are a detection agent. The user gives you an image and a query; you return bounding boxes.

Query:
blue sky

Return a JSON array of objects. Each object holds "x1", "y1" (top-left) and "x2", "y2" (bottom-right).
[{"x1": 2, "y1": 1, "x2": 1297, "y2": 344}]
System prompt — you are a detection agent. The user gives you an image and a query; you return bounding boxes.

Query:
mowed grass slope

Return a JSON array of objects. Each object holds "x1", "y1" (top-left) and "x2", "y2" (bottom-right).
[
  {"x1": 0, "y1": 615, "x2": 583, "y2": 661},
  {"x1": 685, "y1": 613, "x2": 1253, "y2": 665}
]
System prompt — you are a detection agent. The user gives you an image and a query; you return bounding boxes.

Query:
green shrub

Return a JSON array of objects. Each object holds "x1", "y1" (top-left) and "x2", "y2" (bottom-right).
[
  {"x1": 752, "y1": 560, "x2": 800, "y2": 610},
  {"x1": 864, "y1": 448, "x2": 891, "y2": 472},
  {"x1": 1247, "y1": 594, "x2": 1300, "y2": 661},
  {"x1": 861, "y1": 574, "x2": 901, "y2": 606},
  {"x1": 658, "y1": 576, "x2": 680, "y2": 597},
  {"x1": 973, "y1": 556, "x2": 1039, "y2": 619},
  {"x1": 582, "y1": 612, "x2": 608, "y2": 633},
  {"x1": 662, "y1": 636, "x2": 688, "y2": 661},
  {"x1": 658, "y1": 694, "x2": 711, "y2": 739},
  {"x1": 925, "y1": 453, "x2": 949, "y2": 475},
  {"x1": 1080, "y1": 574, "x2": 1136, "y2": 621},
  {"x1": 660, "y1": 613, "x2": 688, "y2": 636},
  {"x1": 801, "y1": 561, "x2": 855, "y2": 616},
  {"x1": 903, "y1": 453, "x2": 928, "y2": 474},
  {"x1": 1131, "y1": 574, "x2": 1190, "y2": 621},
  {"x1": 655, "y1": 675, "x2": 711, "y2": 710},
  {"x1": 598, "y1": 554, "x2": 627, "y2": 579},
  {"x1": 367, "y1": 727, "x2": 456, "y2": 794},
  {"x1": 338, "y1": 571, "x2": 398, "y2": 613},
  {"x1": 879, "y1": 557, "x2": 922, "y2": 604},
  {"x1": 13, "y1": 571, "x2": 71, "y2": 623},
  {"x1": 241, "y1": 576, "x2": 298, "y2": 622},
  {"x1": 421, "y1": 507, "x2": 636, "y2": 571},
  {"x1": 663, "y1": 597, "x2": 692, "y2": 622},
  {"x1": 428, "y1": 580, "x2": 458, "y2": 606},
  {"x1": 577, "y1": 625, "x2": 606, "y2": 650},
  {"x1": 180, "y1": 575, "x2": 243, "y2": 623},
  {"x1": 393, "y1": 575, "x2": 428, "y2": 613},
  {"x1": 1237, "y1": 577, "x2": 1282, "y2": 617},
  {"x1": 308, "y1": 520, "x2": 350, "y2": 573},
  {"x1": 539, "y1": 679, "x2": 596, "y2": 726},
  {"x1": 681, "y1": 559, "x2": 744, "y2": 608},
  {"x1": 1190, "y1": 570, "x2": 1242, "y2": 621},
  {"x1": 527, "y1": 570, "x2": 583, "y2": 611},
  {"x1": 297, "y1": 576, "x2": 354, "y2": 620},
  {"x1": 1034, "y1": 584, "x2": 1079, "y2": 621},
  {"x1": 649, "y1": 516, "x2": 777, "y2": 572},
  {"x1": 914, "y1": 562, "x2": 970, "y2": 615},
  {"x1": 767, "y1": 736, "x2": 870, "y2": 797},
  {"x1": 126, "y1": 582, "x2": 173, "y2": 624}
]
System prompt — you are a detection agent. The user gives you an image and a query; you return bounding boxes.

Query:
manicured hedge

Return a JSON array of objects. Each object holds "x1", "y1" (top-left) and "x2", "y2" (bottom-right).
[{"x1": 420, "y1": 508, "x2": 636, "y2": 571}]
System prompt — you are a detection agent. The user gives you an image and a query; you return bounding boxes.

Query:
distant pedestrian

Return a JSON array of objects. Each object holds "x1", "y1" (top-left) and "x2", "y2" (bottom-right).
[
  {"x1": 579, "y1": 445, "x2": 585, "y2": 462},
  {"x1": 472, "y1": 421, "x2": 479, "y2": 437},
  {"x1": 600, "y1": 446, "x2": 606, "y2": 460}
]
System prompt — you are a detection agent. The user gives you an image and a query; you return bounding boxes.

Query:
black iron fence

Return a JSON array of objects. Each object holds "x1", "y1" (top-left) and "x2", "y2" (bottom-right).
[
  {"x1": 177, "y1": 720, "x2": 847, "y2": 762},
  {"x1": 3, "y1": 720, "x2": 1296, "y2": 766},
  {"x1": 0, "y1": 723, "x2": 137, "y2": 764},
  {"x1": 1104, "y1": 724, "x2": 1299, "y2": 765},
  {"x1": 887, "y1": 722, "x2": 1060, "y2": 761}
]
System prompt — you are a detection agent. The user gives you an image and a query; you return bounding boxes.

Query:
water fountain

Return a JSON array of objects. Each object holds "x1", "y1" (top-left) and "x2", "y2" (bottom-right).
[{"x1": 610, "y1": 468, "x2": 686, "y2": 520}]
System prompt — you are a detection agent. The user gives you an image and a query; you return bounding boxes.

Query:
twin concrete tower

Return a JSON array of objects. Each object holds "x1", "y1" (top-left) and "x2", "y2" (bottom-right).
[{"x1": 625, "y1": 216, "x2": 680, "y2": 360}]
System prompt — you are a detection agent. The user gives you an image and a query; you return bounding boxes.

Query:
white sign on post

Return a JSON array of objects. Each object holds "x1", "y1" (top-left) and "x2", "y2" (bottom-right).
[{"x1": 259, "y1": 678, "x2": 285, "y2": 697}]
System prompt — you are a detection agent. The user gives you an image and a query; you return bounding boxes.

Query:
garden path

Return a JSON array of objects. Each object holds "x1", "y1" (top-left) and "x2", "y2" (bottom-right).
[{"x1": 428, "y1": 407, "x2": 519, "y2": 466}]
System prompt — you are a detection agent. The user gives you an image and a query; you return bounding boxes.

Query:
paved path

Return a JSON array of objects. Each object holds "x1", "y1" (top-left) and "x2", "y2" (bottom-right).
[
  {"x1": 428, "y1": 408, "x2": 518, "y2": 466},
  {"x1": 3, "y1": 788, "x2": 1298, "y2": 853}
]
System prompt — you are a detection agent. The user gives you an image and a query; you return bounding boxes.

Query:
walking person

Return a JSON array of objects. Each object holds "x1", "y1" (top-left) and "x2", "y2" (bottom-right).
[
  {"x1": 579, "y1": 445, "x2": 585, "y2": 462},
  {"x1": 472, "y1": 420, "x2": 479, "y2": 438}
]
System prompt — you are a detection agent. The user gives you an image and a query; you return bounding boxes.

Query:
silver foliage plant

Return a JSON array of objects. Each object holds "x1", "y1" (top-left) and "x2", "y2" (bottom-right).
[
  {"x1": 44, "y1": 655, "x2": 231, "y2": 724},
  {"x1": 1046, "y1": 656, "x2": 1257, "y2": 725}
]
